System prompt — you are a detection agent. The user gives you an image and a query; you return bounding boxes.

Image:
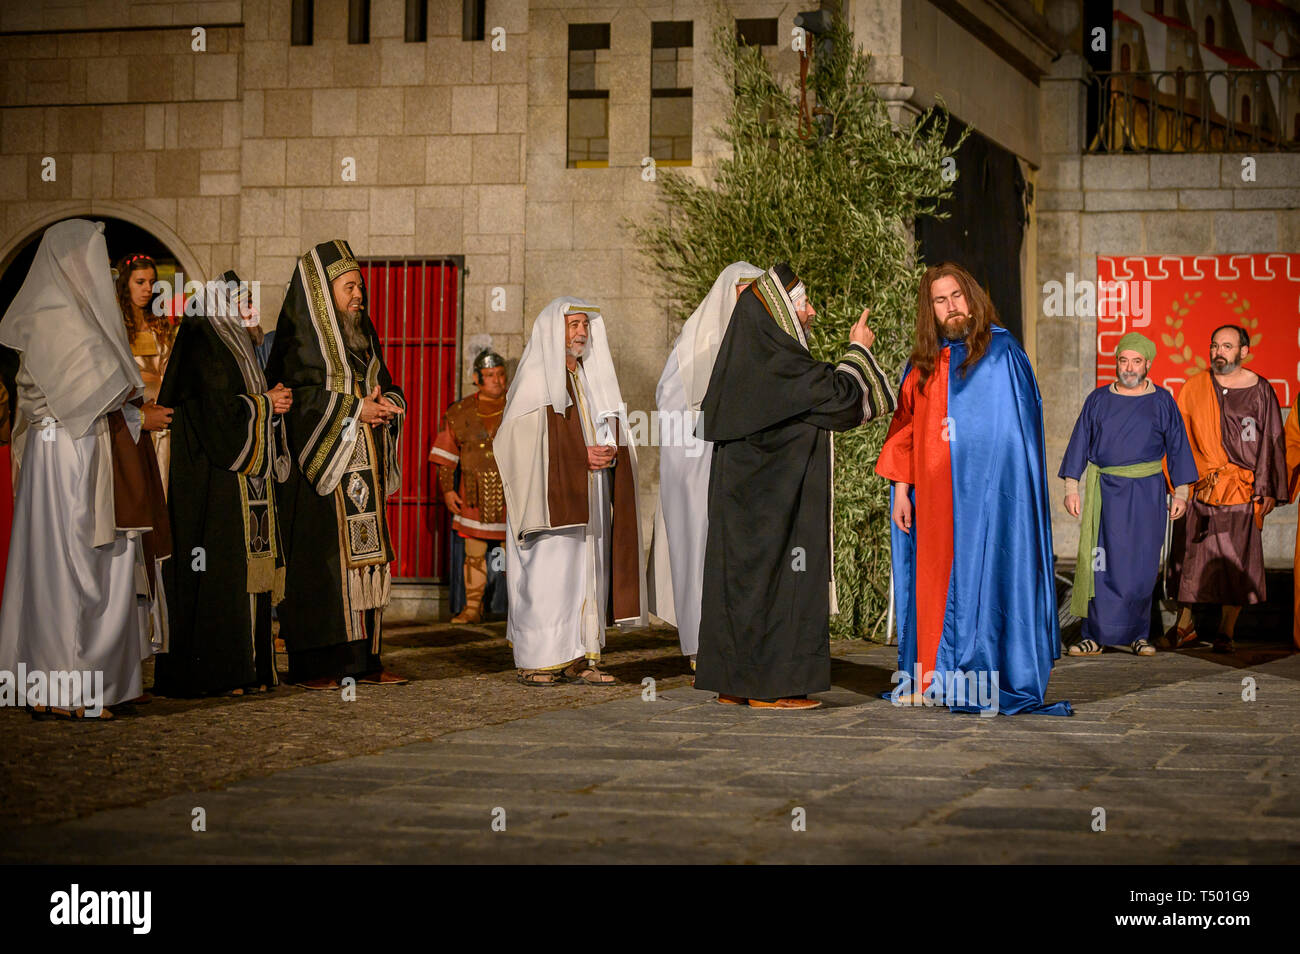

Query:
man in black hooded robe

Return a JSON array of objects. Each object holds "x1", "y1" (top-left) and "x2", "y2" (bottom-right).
[
  {"x1": 266, "y1": 240, "x2": 407, "y2": 689},
  {"x1": 694, "y1": 262, "x2": 895, "y2": 709},
  {"x1": 155, "y1": 272, "x2": 292, "y2": 697}
]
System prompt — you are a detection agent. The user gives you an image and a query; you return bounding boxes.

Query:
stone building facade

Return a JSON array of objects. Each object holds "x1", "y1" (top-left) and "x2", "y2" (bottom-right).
[{"x1": 0, "y1": 0, "x2": 1295, "y2": 601}]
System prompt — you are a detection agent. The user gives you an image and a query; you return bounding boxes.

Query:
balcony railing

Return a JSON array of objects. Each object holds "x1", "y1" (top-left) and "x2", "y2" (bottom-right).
[{"x1": 1086, "y1": 69, "x2": 1300, "y2": 153}]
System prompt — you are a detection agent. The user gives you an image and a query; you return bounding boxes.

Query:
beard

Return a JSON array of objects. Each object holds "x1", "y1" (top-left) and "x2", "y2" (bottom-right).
[
  {"x1": 567, "y1": 340, "x2": 587, "y2": 362},
  {"x1": 1117, "y1": 370, "x2": 1147, "y2": 389},
  {"x1": 340, "y1": 307, "x2": 369, "y2": 353},
  {"x1": 1212, "y1": 356, "x2": 1240, "y2": 374},
  {"x1": 939, "y1": 313, "x2": 971, "y2": 341}
]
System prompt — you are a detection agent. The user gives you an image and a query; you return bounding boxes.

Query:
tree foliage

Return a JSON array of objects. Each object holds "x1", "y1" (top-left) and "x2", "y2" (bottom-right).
[{"x1": 633, "y1": 16, "x2": 965, "y2": 639}]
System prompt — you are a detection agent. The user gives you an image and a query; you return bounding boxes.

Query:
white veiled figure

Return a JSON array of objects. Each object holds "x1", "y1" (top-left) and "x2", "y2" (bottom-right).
[
  {"x1": 0, "y1": 220, "x2": 149, "y2": 709},
  {"x1": 647, "y1": 262, "x2": 763, "y2": 657},
  {"x1": 495, "y1": 296, "x2": 645, "y2": 670}
]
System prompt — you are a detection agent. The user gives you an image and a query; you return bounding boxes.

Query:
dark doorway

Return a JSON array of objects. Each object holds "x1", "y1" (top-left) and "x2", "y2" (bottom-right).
[{"x1": 915, "y1": 117, "x2": 1029, "y2": 343}]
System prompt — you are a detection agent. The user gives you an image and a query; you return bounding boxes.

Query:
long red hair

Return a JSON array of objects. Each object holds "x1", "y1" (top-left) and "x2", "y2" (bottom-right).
[{"x1": 909, "y1": 262, "x2": 999, "y2": 389}]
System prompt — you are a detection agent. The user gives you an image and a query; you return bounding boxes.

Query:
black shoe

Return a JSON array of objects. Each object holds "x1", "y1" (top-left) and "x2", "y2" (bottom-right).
[{"x1": 1212, "y1": 633, "x2": 1234, "y2": 654}]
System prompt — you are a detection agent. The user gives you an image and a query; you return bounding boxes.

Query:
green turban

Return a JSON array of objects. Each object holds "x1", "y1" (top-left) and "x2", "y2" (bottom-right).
[{"x1": 1115, "y1": 331, "x2": 1155, "y2": 364}]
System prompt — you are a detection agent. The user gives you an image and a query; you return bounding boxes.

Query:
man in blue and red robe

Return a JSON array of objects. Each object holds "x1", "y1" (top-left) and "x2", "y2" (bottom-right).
[{"x1": 876, "y1": 263, "x2": 1070, "y2": 716}]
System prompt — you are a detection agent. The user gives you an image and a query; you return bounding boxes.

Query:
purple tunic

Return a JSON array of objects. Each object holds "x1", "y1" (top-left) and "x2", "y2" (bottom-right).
[{"x1": 1060, "y1": 385, "x2": 1198, "y2": 645}]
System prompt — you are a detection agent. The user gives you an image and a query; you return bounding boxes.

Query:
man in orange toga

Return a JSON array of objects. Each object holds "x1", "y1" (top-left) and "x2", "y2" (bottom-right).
[{"x1": 1162, "y1": 325, "x2": 1286, "y2": 654}]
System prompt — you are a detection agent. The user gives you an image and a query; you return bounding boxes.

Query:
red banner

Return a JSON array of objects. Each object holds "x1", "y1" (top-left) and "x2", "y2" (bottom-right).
[{"x1": 1096, "y1": 254, "x2": 1300, "y2": 410}]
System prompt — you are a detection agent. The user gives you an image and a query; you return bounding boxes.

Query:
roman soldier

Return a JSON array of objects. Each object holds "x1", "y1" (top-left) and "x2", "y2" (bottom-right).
[{"x1": 431, "y1": 345, "x2": 508, "y2": 623}]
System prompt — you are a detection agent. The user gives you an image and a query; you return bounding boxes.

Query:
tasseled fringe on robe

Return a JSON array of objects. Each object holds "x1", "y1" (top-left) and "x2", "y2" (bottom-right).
[
  {"x1": 348, "y1": 563, "x2": 391, "y2": 611},
  {"x1": 247, "y1": 556, "x2": 288, "y2": 606}
]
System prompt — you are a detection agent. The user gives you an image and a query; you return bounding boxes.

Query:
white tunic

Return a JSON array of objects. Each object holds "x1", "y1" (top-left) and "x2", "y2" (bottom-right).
[
  {"x1": 647, "y1": 263, "x2": 762, "y2": 656},
  {"x1": 0, "y1": 383, "x2": 145, "y2": 708},
  {"x1": 649, "y1": 348, "x2": 712, "y2": 655},
  {"x1": 505, "y1": 364, "x2": 613, "y2": 670}
]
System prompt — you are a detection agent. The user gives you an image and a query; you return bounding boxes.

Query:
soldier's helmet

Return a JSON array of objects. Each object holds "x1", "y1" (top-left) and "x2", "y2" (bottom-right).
[{"x1": 473, "y1": 348, "x2": 505, "y2": 375}]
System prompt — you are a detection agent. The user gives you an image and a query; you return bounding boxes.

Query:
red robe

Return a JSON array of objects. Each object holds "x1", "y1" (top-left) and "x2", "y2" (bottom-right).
[{"x1": 874, "y1": 350, "x2": 954, "y2": 685}]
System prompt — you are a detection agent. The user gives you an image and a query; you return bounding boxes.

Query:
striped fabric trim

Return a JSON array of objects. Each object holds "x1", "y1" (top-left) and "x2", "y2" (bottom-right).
[
  {"x1": 752, "y1": 271, "x2": 806, "y2": 349},
  {"x1": 835, "y1": 343, "x2": 898, "y2": 422},
  {"x1": 303, "y1": 391, "x2": 360, "y2": 487},
  {"x1": 232, "y1": 394, "x2": 258, "y2": 473},
  {"x1": 325, "y1": 239, "x2": 361, "y2": 282},
  {"x1": 302, "y1": 249, "x2": 351, "y2": 394},
  {"x1": 235, "y1": 393, "x2": 273, "y2": 477},
  {"x1": 454, "y1": 515, "x2": 508, "y2": 533},
  {"x1": 429, "y1": 446, "x2": 459, "y2": 465}
]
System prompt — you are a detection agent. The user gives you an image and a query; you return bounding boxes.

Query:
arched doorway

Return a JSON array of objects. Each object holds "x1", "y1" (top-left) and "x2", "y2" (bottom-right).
[{"x1": 0, "y1": 215, "x2": 190, "y2": 605}]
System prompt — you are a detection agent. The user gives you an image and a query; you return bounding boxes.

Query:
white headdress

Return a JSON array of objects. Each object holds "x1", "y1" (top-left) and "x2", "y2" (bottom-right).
[
  {"x1": 0, "y1": 219, "x2": 142, "y2": 439},
  {"x1": 503, "y1": 296, "x2": 627, "y2": 439},
  {"x1": 672, "y1": 261, "x2": 764, "y2": 411}
]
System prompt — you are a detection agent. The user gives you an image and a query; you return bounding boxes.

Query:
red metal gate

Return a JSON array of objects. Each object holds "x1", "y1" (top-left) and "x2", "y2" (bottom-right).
[{"x1": 360, "y1": 257, "x2": 461, "y2": 582}]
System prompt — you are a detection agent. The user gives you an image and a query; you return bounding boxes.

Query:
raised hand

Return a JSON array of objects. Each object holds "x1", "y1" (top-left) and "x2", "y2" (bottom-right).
[{"x1": 851, "y1": 307, "x2": 875, "y2": 350}]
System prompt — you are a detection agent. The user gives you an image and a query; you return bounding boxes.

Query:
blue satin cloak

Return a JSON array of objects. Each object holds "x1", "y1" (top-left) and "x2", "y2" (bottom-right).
[{"x1": 888, "y1": 328, "x2": 1072, "y2": 716}]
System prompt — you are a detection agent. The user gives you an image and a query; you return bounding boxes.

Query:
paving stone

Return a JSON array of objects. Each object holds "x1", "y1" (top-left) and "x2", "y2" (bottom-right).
[{"x1": 3, "y1": 634, "x2": 1297, "y2": 862}]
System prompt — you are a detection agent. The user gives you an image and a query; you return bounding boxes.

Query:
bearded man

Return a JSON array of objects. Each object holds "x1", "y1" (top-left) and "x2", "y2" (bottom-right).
[
  {"x1": 1059, "y1": 332, "x2": 1198, "y2": 657},
  {"x1": 495, "y1": 298, "x2": 645, "y2": 687},
  {"x1": 1162, "y1": 325, "x2": 1287, "y2": 653},
  {"x1": 266, "y1": 240, "x2": 407, "y2": 689},
  {"x1": 876, "y1": 262, "x2": 1071, "y2": 716}
]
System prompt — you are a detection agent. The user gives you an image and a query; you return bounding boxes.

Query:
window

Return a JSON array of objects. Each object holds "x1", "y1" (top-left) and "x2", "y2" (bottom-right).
[
  {"x1": 650, "y1": 21, "x2": 693, "y2": 165},
  {"x1": 405, "y1": 0, "x2": 427, "y2": 43},
  {"x1": 1241, "y1": 95, "x2": 1251, "y2": 124},
  {"x1": 567, "y1": 23, "x2": 611, "y2": 168},
  {"x1": 462, "y1": 0, "x2": 485, "y2": 41},
  {"x1": 735, "y1": 18, "x2": 778, "y2": 47},
  {"x1": 291, "y1": 0, "x2": 313, "y2": 46},
  {"x1": 1120, "y1": 43, "x2": 1130, "y2": 70},
  {"x1": 1205, "y1": 16, "x2": 1215, "y2": 46},
  {"x1": 348, "y1": 0, "x2": 369, "y2": 45}
]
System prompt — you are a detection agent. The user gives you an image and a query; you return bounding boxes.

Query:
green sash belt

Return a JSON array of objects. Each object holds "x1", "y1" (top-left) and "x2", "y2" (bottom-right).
[{"x1": 1070, "y1": 459, "x2": 1164, "y2": 618}]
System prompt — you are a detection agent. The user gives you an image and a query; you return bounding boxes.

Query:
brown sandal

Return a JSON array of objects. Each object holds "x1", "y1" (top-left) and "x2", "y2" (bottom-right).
[
  {"x1": 517, "y1": 669, "x2": 561, "y2": 687},
  {"x1": 561, "y1": 662, "x2": 617, "y2": 686},
  {"x1": 1159, "y1": 621, "x2": 1199, "y2": 650}
]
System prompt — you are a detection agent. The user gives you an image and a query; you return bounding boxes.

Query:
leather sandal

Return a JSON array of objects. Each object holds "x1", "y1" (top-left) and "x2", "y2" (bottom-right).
[
  {"x1": 517, "y1": 669, "x2": 561, "y2": 687},
  {"x1": 561, "y1": 661, "x2": 617, "y2": 686},
  {"x1": 1160, "y1": 621, "x2": 1199, "y2": 650},
  {"x1": 358, "y1": 670, "x2": 408, "y2": 686},
  {"x1": 748, "y1": 697, "x2": 821, "y2": 710},
  {"x1": 297, "y1": 677, "x2": 341, "y2": 691},
  {"x1": 715, "y1": 693, "x2": 747, "y2": 705},
  {"x1": 1067, "y1": 638, "x2": 1103, "y2": 656}
]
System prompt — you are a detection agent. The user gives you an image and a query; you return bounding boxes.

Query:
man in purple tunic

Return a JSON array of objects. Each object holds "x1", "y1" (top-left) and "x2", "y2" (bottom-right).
[{"x1": 1060, "y1": 332, "x2": 1199, "y2": 656}]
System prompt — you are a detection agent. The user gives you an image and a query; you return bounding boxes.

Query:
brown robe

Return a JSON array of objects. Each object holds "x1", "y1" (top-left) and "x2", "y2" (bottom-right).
[
  {"x1": 1167, "y1": 373, "x2": 1286, "y2": 605},
  {"x1": 544, "y1": 373, "x2": 641, "y2": 623}
]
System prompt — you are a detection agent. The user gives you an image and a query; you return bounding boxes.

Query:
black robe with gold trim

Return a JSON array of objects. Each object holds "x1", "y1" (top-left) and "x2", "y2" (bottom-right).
[
  {"x1": 266, "y1": 240, "x2": 406, "y2": 682},
  {"x1": 154, "y1": 315, "x2": 286, "y2": 696}
]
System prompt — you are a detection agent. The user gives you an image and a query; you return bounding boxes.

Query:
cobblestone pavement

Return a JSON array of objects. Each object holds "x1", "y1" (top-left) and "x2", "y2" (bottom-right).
[
  {"x1": 2, "y1": 628, "x2": 1297, "y2": 863},
  {"x1": 0, "y1": 622, "x2": 694, "y2": 828}
]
